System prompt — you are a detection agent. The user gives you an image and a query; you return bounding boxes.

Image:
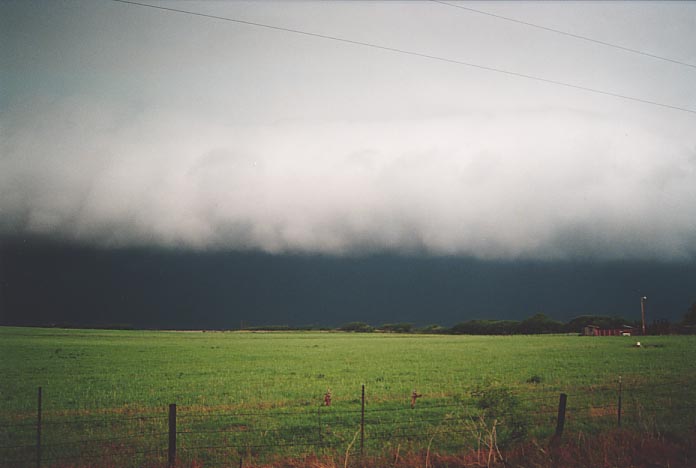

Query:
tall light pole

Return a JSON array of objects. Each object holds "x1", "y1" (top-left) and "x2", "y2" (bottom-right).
[{"x1": 640, "y1": 296, "x2": 647, "y2": 336}]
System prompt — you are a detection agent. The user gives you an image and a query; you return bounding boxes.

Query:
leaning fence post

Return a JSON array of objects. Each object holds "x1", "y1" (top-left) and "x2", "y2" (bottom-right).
[
  {"x1": 168, "y1": 403, "x2": 176, "y2": 467},
  {"x1": 617, "y1": 376, "x2": 623, "y2": 428},
  {"x1": 360, "y1": 384, "x2": 365, "y2": 457},
  {"x1": 36, "y1": 386, "x2": 42, "y2": 468},
  {"x1": 555, "y1": 393, "x2": 567, "y2": 437}
]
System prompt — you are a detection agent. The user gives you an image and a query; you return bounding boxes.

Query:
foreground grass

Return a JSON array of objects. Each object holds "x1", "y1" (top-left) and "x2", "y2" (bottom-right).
[
  {"x1": 2, "y1": 327, "x2": 695, "y2": 467},
  {"x1": 250, "y1": 429, "x2": 696, "y2": 468}
]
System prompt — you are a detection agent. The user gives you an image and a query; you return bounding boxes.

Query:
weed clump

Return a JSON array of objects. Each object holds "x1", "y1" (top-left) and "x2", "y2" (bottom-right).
[{"x1": 471, "y1": 383, "x2": 530, "y2": 446}]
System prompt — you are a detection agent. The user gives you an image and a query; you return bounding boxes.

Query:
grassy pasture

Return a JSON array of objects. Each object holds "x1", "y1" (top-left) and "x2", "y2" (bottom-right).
[{"x1": 1, "y1": 327, "x2": 695, "y2": 466}]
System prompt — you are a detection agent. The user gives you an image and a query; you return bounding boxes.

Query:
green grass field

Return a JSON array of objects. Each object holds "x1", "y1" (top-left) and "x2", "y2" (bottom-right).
[{"x1": 2, "y1": 327, "x2": 695, "y2": 467}]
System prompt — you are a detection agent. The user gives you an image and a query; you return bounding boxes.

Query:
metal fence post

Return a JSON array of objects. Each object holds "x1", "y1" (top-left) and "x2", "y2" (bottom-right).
[
  {"x1": 318, "y1": 405, "x2": 322, "y2": 446},
  {"x1": 555, "y1": 393, "x2": 567, "y2": 437},
  {"x1": 360, "y1": 384, "x2": 365, "y2": 457},
  {"x1": 36, "y1": 387, "x2": 42, "y2": 468},
  {"x1": 168, "y1": 403, "x2": 176, "y2": 467}
]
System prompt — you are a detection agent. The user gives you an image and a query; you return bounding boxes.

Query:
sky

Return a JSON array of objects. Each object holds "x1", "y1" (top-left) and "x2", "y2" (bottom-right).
[{"x1": 1, "y1": 1, "x2": 695, "y2": 327}]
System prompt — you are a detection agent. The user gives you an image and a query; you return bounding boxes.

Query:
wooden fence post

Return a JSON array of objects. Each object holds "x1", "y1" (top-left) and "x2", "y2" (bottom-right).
[
  {"x1": 168, "y1": 403, "x2": 176, "y2": 468},
  {"x1": 617, "y1": 376, "x2": 623, "y2": 428},
  {"x1": 555, "y1": 393, "x2": 567, "y2": 437},
  {"x1": 360, "y1": 384, "x2": 365, "y2": 457},
  {"x1": 36, "y1": 387, "x2": 42, "y2": 468}
]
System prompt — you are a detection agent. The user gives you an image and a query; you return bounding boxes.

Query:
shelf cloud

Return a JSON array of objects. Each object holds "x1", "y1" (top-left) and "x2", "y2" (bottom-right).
[{"x1": 2, "y1": 97, "x2": 695, "y2": 260}]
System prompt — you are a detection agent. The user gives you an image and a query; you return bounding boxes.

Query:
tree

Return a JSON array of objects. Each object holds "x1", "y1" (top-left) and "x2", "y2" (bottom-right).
[
  {"x1": 518, "y1": 313, "x2": 563, "y2": 334},
  {"x1": 380, "y1": 323, "x2": 413, "y2": 333},
  {"x1": 339, "y1": 322, "x2": 374, "y2": 333},
  {"x1": 449, "y1": 320, "x2": 520, "y2": 335},
  {"x1": 418, "y1": 324, "x2": 445, "y2": 334}
]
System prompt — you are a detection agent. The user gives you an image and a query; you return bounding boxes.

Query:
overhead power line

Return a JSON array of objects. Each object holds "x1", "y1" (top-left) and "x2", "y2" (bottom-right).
[
  {"x1": 110, "y1": 0, "x2": 696, "y2": 115},
  {"x1": 432, "y1": 0, "x2": 696, "y2": 70}
]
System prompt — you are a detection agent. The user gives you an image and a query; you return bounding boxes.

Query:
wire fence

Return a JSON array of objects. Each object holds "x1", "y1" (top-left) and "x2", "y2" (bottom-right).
[{"x1": 2, "y1": 378, "x2": 695, "y2": 467}]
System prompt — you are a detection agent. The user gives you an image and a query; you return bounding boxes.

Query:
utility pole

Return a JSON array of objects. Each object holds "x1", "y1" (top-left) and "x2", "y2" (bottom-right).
[{"x1": 640, "y1": 296, "x2": 647, "y2": 335}]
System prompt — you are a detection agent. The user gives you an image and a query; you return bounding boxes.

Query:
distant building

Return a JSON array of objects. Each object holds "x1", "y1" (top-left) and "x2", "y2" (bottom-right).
[
  {"x1": 582, "y1": 324, "x2": 636, "y2": 336},
  {"x1": 582, "y1": 325, "x2": 599, "y2": 336}
]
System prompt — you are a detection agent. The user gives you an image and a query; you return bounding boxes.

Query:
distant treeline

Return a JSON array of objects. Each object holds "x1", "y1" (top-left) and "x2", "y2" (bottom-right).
[
  {"x1": 335, "y1": 314, "x2": 639, "y2": 335},
  {"x1": 6, "y1": 302, "x2": 696, "y2": 334},
  {"x1": 338, "y1": 314, "x2": 696, "y2": 335},
  {"x1": 241, "y1": 310, "x2": 695, "y2": 335},
  {"x1": 339, "y1": 305, "x2": 696, "y2": 335}
]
